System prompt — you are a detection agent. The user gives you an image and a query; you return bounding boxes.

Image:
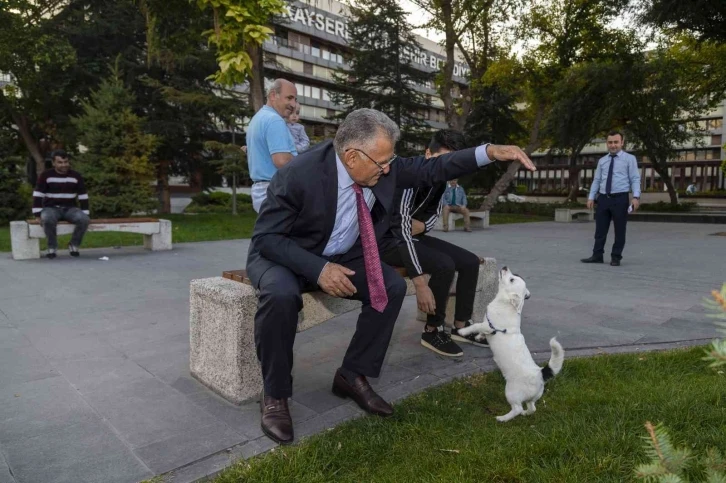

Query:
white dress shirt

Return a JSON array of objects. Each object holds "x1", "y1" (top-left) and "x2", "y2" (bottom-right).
[{"x1": 322, "y1": 145, "x2": 493, "y2": 257}]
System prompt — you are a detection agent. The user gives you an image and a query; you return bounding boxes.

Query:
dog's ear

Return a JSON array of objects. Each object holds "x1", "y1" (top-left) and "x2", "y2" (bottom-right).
[{"x1": 510, "y1": 293, "x2": 525, "y2": 314}]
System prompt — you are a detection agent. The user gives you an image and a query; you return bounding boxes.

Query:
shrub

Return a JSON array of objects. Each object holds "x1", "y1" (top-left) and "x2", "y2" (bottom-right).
[
  {"x1": 515, "y1": 184, "x2": 527, "y2": 195},
  {"x1": 0, "y1": 160, "x2": 31, "y2": 223},
  {"x1": 639, "y1": 201, "x2": 696, "y2": 212},
  {"x1": 185, "y1": 191, "x2": 252, "y2": 213}
]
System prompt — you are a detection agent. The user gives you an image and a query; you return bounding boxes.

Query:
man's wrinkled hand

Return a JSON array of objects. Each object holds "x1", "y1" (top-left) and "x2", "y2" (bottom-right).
[
  {"x1": 318, "y1": 263, "x2": 357, "y2": 298},
  {"x1": 632, "y1": 199, "x2": 640, "y2": 211},
  {"x1": 411, "y1": 219, "x2": 425, "y2": 236},
  {"x1": 587, "y1": 199, "x2": 594, "y2": 210},
  {"x1": 487, "y1": 145, "x2": 537, "y2": 172}
]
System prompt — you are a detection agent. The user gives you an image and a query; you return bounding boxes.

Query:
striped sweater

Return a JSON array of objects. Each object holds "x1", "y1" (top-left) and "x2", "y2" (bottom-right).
[{"x1": 33, "y1": 169, "x2": 90, "y2": 215}]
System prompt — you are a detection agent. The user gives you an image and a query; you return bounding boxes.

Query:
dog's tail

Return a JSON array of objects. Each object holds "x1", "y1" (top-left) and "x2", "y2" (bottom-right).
[{"x1": 541, "y1": 337, "x2": 564, "y2": 382}]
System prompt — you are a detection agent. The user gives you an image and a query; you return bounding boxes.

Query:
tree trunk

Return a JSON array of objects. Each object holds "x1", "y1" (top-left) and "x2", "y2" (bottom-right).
[
  {"x1": 248, "y1": 43, "x2": 265, "y2": 112},
  {"x1": 157, "y1": 159, "x2": 171, "y2": 214},
  {"x1": 652, "y1": 161, "x2": 678, "y2": 204},
  {"x1": 13, "y1": 113, "x2": 45, "y2": 178},
  {"x1": 440, "y1": 0, "x2": 457, "y2": 128},
  {"x1": 479, "y1": 104, "x2": 544, "y2": 211},
  {"x1": 567, "y1": 166, "x2": 580, "y2": 202}
]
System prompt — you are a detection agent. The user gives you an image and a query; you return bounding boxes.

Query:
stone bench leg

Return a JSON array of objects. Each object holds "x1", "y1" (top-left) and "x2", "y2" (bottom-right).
[
  {"x1": 416, "y1": 258, "x2": 498, "y2": 326},
  {"x1": 10, "y1": 221, "x2": 40, "y2": 260},
  {"x1": 143, "y1": 219, "x2": 172, "y2": 251},
  {"x1": 190, "y1": 277, "x2": 262, "y2": 404}
]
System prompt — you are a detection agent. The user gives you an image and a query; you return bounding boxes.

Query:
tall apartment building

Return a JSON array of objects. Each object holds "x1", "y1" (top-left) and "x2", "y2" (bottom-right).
[{"x1": 261, "y1": 0, "x2": 470, "y2": 140}]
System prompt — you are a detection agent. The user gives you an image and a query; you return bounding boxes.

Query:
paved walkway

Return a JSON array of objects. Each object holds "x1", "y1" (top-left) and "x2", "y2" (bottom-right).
[{"x1": 0, "y1": 221, "x2": 723, "y2": 483}]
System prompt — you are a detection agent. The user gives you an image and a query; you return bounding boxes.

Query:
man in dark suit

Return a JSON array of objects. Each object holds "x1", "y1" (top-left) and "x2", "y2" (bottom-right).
[{"x1": 246, "y1": 109, "x2": 536, "y2": 444}]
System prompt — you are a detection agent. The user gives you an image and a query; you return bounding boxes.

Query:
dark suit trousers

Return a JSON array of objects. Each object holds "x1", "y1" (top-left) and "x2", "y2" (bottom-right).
[
  {"x1": 381, "y1": 235, "x2": 479, "y2": 326},
  {"x1": 254, "y1": 255, "x2": 407, "y2": 399},
  {"x1": 592, "y1": 194, "x2": 629, "y2": 259}
]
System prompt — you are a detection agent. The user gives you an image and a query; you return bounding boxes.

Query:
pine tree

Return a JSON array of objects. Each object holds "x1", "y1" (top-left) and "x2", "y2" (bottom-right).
[
  {"x1": 330, "y1": 0, "x2": 433, "y2": 155},
  {"x1": 72, "y1": 67, "x2": 157, "y2": 218}
]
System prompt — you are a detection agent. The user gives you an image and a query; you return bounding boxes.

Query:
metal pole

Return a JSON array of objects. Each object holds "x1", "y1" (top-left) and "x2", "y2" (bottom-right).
[{"x1": 231, "y1": 128, "x2": 237, "y2": 215}]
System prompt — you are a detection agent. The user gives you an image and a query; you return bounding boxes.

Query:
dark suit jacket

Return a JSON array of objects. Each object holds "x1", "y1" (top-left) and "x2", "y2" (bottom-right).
[{"x1": 246, "y1": 140, "x2": 482, "y2": 288}]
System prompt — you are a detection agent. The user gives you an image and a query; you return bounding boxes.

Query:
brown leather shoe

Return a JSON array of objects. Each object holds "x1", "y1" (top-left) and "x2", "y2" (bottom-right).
[
  {"x1": 260, "y1": 394, "x2": 294, "y2": 445},
  {"x1": 332, "y1": 370, "x2": 393, "y2": 417}
]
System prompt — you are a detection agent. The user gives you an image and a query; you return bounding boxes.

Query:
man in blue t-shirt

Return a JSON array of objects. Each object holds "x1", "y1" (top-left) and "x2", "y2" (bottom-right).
[{"x1": 247, "y1": 79, "x2": 299, "y2": 212}]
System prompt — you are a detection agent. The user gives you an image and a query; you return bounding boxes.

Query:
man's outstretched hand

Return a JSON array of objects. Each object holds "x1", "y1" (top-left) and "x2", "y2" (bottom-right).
[
  {"x1": 486, "y1": 145, "x2": 537, "y2": 172},
  {"x1": 318, "y1": 263, "x2": 357, "y2": 298}
]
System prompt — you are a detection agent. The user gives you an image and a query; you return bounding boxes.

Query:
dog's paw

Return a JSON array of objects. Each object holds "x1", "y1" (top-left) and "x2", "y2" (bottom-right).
[
  {"x1": 495, "y1": 415, "x2": 509, "y2": 423},
  {"x1": 475, "y1": 334, "x2": 487, "y2": 342}
]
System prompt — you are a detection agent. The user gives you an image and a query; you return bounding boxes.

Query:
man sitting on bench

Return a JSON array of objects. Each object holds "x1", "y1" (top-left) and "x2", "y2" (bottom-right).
[
  {"x1": 381, "y1": 129, "x2": 487, "y2": 359},
  {"x1": 32, "y1": 150, "x2": 90, "y2": 259}
]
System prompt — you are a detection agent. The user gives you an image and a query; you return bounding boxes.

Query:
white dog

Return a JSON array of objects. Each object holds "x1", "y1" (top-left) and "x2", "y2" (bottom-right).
[{"x1": 457, "y1": 267, "x2": 564, "y2": 422}]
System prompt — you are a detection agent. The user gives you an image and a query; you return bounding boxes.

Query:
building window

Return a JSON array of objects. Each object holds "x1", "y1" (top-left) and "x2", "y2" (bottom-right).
[
  {"x1": 712, "y1": 134, "x2": 722, "y2": 146},
  {"x1": 322, "y1": 49, "x2": 330, "y2": 61},
  {"x1": 303, "y1": 85, "x2": 312, "y2": 97},
  {"x1": 707, "y1": 118, "x2": 723, "y2": 130},
  {"x1": 295, "y1": 83, "x2": 304, "y2": 96},
  {"x1": 312, "y1": 87, "x2": 321, "y2": 99},
  {"x1": 322, "y1": 90, "x2": 331, "y2": 101},
  {"x1": 303, "y1": 62, "x2": 313, "y2": 75}
]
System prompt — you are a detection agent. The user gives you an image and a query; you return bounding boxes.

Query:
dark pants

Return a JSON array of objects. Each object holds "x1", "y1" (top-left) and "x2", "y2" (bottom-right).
[
  {"x1": 40, "y1": 207, "x2": 90, "y2": 250},
  {"x1": 381, "y1": 235, "x2": 480, "y2": 326},
  {"x1": 592, "y1": 193, "x2": 629, "y2": 260},
  {"x1": 254, "y1": 255, "x2": 407, "y2": 399}
]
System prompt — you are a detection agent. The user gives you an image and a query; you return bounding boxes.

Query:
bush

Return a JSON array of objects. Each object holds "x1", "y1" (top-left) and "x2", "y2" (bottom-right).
[
  {"x1": 639, "y1": 201, "x2": 696, "y2": 212},
  {"x1": 491, "y1": 201, "x2": 585, "y2": 217},
  {"x1": 185, "y1": 191, "x2": 253, "y2": 213},
  {"x1": 515, "y1": 184, "x2": 528, "y2": 195},
  {"x1": 0, "y1": 160, "x2": 31, "y2": 223}
]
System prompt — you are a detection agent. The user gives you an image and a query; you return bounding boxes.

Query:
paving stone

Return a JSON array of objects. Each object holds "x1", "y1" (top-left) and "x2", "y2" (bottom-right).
[
  {"x1": 133, "y1": 421, "x2": 245, "y2": 474},
  {"x1": 294, "y1": 404, "x2": 363, "y2": 440},
  {"x1": 378, "y1": 373, "x2": 442, "y2": 403},
  {"x1": 0, "y1": 453, "x2": 16, "y2": 483},
  {"x1": 0, "y1": 346, "x2": 59, "y2": 388},
  {"x1": 54, "y1": 357, "x2": 153, "y2": 393}
]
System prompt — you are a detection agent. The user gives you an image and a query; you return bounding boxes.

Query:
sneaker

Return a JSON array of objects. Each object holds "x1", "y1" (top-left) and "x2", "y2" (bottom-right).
[
  {"x1": 46, "y1": 249, "x2": 57, "y2": 260},
  {"x1": 68, "y1": 244, "x2": 80, "y2": 257},
  {"x1": 451, "y1": 320, "x2": 490, "y2": 348},
  {"x1": 421, "y1": 327, "x2": 463, "y2": 357}
]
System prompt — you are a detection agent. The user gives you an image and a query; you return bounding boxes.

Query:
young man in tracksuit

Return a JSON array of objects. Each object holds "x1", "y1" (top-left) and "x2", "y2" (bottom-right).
[{"x1": 380, "y1": 129, "x2": 486, "y2": 357}]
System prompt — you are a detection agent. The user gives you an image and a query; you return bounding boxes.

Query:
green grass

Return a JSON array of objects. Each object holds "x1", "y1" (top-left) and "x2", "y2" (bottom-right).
[
  {"x1": 213, "y1": 347, "x2": 726, "y2": 483},
  {"x1": 0, "y1": 211, "x2": 258, "y2": 253},
  {"x1": 0, "y1": 211, "x2": 549, "y2": 253}
]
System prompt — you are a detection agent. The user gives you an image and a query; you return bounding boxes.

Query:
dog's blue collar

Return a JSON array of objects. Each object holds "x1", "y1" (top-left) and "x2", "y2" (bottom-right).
[{"x1": 486, "y1": 313, "x2": 507, "y2": 334}]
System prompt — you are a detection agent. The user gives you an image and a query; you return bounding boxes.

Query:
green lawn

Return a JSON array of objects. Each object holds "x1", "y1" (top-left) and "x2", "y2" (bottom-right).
[
  {"x1": 211, "y1": 347, "x2": 725, "y2": 483},
  {"x1": 0, "y1": 212, "x2": 548, "y2": 252}
]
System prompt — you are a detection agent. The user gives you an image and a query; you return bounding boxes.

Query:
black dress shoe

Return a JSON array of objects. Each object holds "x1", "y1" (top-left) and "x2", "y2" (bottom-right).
[
  {"x1": 610, "y1": 259, "x2": 621, "y2": 266},
  {"x1": 581, "y1": 256, "x2": 604, "y2": 263},
  {"x1": 260, "y1": 394, "x2": 294, "y2": 445},
  {"x1": 332, "y1": 369, "x2": 393, "y2": 417}
]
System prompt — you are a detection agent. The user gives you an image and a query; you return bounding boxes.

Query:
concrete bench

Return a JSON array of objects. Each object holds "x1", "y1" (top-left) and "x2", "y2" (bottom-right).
[
  {"x1": 554, "y1": 208, "x2": 594, "y2": 222},
  {"x1": 9, "y1": 218, "x2": 172, "y2": 260},
  {"x1": 189, "y1": 258, "x2": 498, "y2": 404},
  {"x1": 434, "y1": 210, "x2": 490, "y2": 231}
]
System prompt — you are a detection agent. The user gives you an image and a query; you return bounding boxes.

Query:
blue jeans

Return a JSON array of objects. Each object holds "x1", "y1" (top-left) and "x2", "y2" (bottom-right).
[{"x1": 40, "y1": 207, "x2": 90, "y2": 249}]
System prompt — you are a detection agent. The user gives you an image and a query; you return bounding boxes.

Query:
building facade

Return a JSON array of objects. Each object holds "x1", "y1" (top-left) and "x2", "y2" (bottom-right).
[
  {"x1": 261, "y1": 0, "x2": 470, "y2": 140},
  {"x1": 515, "y1": 101, "x2": 725, "y2": 194}
]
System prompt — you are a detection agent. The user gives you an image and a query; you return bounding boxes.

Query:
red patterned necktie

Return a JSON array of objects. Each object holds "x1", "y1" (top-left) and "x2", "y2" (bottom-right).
[{"x1": 352, "y1": 184, "x2": 388, "y2": 313}]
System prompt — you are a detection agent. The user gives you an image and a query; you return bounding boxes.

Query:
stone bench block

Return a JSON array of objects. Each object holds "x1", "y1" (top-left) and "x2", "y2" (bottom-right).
[
  {"x1": 555, "y1": 208, "x2": 594, "y2": 222},
  {"x1": 190, "y1": 276, "x2": 418, "y2": 404},
  {"x1": 434, "y1": 211, "x2": 489, "y2": 231},
  {"x1": 416, "y1": 257, "x2": 498, "y2": 325}
]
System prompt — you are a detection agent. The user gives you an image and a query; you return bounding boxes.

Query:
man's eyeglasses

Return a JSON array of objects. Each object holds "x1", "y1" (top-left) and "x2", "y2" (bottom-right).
[{"x1": 346, "y1": 148, "x2": 397, "y2": 171}]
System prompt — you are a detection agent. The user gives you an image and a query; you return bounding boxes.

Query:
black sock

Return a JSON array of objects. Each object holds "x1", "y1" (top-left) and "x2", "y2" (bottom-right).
[
  {"x1": 339, "y1": 366, "x2": 360, "y2": 383},
  {"x1": 424, "y1": 324, "x2": 440, "y2": 333}
]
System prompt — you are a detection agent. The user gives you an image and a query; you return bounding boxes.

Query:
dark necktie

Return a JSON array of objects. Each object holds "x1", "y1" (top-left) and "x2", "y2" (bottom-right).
[
  {"x1": 352, "y1": 184, "x2": 388, "y2": 313},
  {"x1": 451, "y1": 188, "x2": 457, "y2": 206},
  {"x1": 605, "y1": 154, "x2": 616, "y2": 195}
]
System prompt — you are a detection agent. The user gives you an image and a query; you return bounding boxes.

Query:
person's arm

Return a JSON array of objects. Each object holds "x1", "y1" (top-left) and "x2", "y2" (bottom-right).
[
  {"x1": 395, "y1": 188, "x2": 425, "y2": 278},
  {"x1": 395, "y1": 144, "x2": 535, "y2": 189},
  {"x1": 295, "y1": 124, "x2": 310, "y2": 153},
  {"x1": 32, "y1": 172, "x2": 47, "y2": 218},
  {"x1": 422, "y1": 197, "x2": 444, "y2": 234},
  {"x1": 629, "y1": 154, "x2": 641, "y2": 198},
  {"x1": 267, "y1": 118, "x2": 296, "y2": 169},
  {"x1": 76, "y1": 174, "x2": 90, "y2": 215},
  {"x1": 460, "y1": 188, "x2": 467, "y2": 208},
  {"x1": 588, "y1": 160, "x2": 603, "y2": 200},
  {"x1": 252, "y1": 167, "x2": 328, "y2": 284}
]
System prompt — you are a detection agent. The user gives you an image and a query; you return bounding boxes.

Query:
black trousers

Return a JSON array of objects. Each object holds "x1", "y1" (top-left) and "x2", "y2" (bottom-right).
[
  {"x1": 381, "y1": 235, "x2": 480, "y2": 326},
  {"x1": 254, "y1": 254, "x2": 407, "y2": 399},
  {"x1": 592, "y1": 193, "x2": 629, "y2": 260}
]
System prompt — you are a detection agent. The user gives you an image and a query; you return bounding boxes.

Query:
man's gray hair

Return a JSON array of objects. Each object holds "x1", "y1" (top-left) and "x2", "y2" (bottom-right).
[
  {"x1": 267, "y1": 79, "x2": 284, "y2": 98},
  {"x1": 334, "y1": 109, "x2": 401, "y2": 158}
]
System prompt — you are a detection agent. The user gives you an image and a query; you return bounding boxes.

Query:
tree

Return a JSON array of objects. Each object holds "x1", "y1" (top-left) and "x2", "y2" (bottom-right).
[
  {"x1": 330, "y1": 0, "x2": 433, "y2": 154},
  {"x1": 476, "y1": 0, "x2": 632, "y2": 209},
  {"x1": 0, "y1": 0, "x2": 80, "y2": 178},
  {"x1": 410, "y1": 0, "x2": 524, "y2": 131},
  {"x1": 618, "y1": 39, "x2": 726, "y2": 204},
  {"x1": 195, "y1": 0, "x2": 287, "y2": 111},
  {"x1": 72, "y1": 69, "x2": 157, "y2": 218},
  {"x1": 642, "y1": 0, "x2": 726, "y2": 43},
  {"x1": 204, "y1": 131, "x2": 248, "y2": 215}
]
